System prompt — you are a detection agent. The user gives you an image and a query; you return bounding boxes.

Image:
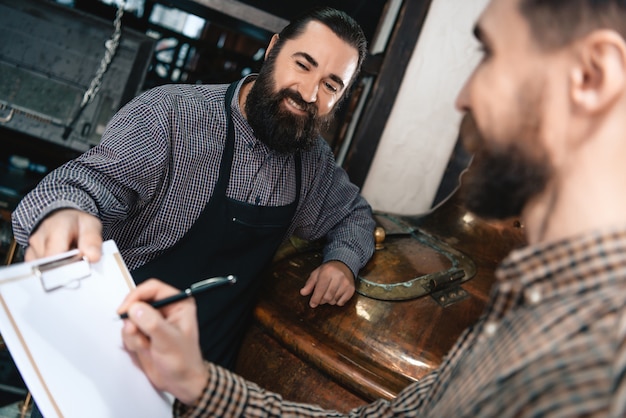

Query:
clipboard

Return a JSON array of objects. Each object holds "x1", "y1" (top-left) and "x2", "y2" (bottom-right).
[{"x1": 0, "y1": 240, "x2": 172, "y2": 418}]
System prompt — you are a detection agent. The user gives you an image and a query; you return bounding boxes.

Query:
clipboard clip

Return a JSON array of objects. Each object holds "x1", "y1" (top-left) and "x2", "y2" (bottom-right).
[{"x1": 32, "y1": 252, "x2": 91, "y2": 292}]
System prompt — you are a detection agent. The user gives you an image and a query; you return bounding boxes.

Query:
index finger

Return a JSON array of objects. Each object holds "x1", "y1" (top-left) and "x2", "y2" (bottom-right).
[
  {"x1": 117, "y1": 279, "x2": 181, "y2": 314},
  {"x1": 309, "y1": 277, "x2": 331, "y2": 308}
]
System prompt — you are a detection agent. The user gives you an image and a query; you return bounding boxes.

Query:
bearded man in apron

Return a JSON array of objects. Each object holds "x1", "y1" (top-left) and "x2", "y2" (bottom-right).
[{"x1": 12, "y1": 5, "x2": 375, "y2": 379}]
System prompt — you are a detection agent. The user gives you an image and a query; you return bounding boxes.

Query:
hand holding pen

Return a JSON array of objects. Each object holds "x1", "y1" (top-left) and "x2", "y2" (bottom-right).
[
  {"x1": 118, "y1": 278, "x2": 219, "y2": 403},
  {"x1": 119, "y1": 275, "x2": 237, "y2": 319}
]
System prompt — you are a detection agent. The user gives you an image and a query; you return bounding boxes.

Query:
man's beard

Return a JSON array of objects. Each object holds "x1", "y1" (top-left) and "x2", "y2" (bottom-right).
[
  {"x1": 458, "y1": 110, "x2": 551, "y2": 221},
  {"x1": 245, "y1": 59, "x2": 335, "y2": 155}
]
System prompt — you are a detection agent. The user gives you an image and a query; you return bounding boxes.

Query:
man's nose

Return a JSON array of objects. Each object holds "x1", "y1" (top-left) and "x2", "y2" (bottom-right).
[{"x1": 298, "y1": 80, "x2": 319, "y2": 104}]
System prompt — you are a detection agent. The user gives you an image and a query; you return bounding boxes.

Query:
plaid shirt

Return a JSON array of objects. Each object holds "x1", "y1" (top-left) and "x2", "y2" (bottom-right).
[
  {"x1": 11, "y1": 77, "x2": 375, "y2": 276},
  {"x1": 175, "y1": 228, "x2": 626, "y2": 417}
]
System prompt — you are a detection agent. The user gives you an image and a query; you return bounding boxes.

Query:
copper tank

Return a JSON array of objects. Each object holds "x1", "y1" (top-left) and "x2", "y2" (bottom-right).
[{"x1": 235, "y1": 191, "x2": 526, "y2": 411}]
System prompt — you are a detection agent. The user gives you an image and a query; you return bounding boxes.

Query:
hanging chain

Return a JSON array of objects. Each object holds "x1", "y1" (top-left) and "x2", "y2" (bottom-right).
[{"x1": 79, "y1": 0, "x2": 126, "y2": 108}]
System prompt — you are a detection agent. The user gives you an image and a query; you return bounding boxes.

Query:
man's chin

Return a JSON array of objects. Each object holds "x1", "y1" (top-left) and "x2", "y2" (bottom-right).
[{"x1": 459, "y1": 174, "x2": 533, "y2": 221}]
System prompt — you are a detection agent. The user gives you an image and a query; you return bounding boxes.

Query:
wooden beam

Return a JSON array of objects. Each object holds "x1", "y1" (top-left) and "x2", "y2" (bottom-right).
[
  {"x1": 187, "y1": 0, "x2": 288, "y2": 33},
  {"x1": 343, "y1": 0, "x2": 433, "y2": 188}
]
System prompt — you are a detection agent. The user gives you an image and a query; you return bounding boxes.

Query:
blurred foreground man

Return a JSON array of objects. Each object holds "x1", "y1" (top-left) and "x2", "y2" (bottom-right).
[{"x1": 119, "y1": 0, "x2": 626, "y2": 416}]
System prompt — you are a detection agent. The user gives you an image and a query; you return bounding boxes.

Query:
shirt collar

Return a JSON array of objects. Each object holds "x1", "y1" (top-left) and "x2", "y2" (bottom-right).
[{"x1": 229, "y1": 74, "x2": 265, "y2": 153}]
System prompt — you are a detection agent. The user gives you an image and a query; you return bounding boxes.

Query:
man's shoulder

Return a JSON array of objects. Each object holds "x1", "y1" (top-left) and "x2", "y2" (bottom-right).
[{"x1": 135, "y1": 83, "x2": 231, "y2": 106}]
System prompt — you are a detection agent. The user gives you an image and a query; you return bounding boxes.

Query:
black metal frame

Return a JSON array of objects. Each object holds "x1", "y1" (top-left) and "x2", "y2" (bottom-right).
[{"x1": 343, "y1": 0, "x2": 433, "y2": 187}]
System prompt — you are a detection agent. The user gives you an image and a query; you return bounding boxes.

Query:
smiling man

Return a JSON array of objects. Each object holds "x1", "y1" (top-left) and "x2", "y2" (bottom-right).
[
  {"x1": 242, "y1": 19, "x2": 359, "y2": 155},
  {"x1": 12, "y1": 7, "x2": 375, "y2": 373},
  {"x1": 119, "y1": 0, "x2": 626, "y2": 416}
]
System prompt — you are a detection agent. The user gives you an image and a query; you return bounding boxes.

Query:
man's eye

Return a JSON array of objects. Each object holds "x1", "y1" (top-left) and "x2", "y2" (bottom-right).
[
  {"x1": 296, "y1": 61, "x2": 308, "y2": 70},
  {"x1": 324, "y1": 82, "x2": 338, "y2": 93}
]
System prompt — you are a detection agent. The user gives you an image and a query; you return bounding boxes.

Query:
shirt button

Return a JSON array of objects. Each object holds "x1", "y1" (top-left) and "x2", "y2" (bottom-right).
[
  {"x1": 484, "y1": 321, "x2": 498, "y2": 336},
  {"x1": 526, "y1": 289, "x2": 542, "y2": 304}
]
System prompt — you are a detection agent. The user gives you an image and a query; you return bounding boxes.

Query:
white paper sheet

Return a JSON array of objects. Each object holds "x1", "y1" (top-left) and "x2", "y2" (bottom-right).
[{"x1": 0, "y1": 240, "x2": 172, "y2": 418}]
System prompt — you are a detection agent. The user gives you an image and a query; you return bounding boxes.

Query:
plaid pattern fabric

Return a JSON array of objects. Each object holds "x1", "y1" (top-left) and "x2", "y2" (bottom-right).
[
  {"x1": 11, "y1": 77, "x2": 375, "y2": 276},
  {"x1": 175, "y1": 228, "x2": 626, "y2": 417}
]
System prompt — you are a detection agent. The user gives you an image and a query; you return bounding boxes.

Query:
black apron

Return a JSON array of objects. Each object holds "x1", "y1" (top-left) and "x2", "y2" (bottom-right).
[{"x1": 132, "y1": 82, "x2": 301, "y2": 369}]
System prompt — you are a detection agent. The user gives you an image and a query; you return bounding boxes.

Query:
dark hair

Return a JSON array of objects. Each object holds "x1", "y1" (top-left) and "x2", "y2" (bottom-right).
[
  {"x1": 519, "y1": 0, "x2": 626, "y2": 49},
  {"x1": 268, "y1": 7, "x2": 368, "y2": 88}
]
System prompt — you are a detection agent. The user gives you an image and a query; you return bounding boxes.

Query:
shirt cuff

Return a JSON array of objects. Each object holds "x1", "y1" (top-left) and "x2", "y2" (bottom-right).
[
  {"x1": 173, "y1": 362, "x2": 247, "y2": 418},
  {"x1": 323, "y1": 248, "x2": 362, "y2": 280}
]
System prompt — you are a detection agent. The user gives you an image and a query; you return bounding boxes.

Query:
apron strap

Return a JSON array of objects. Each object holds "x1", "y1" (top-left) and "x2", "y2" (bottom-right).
[{"x1": 214, "y1": 81, "x2": 239, "y2": 198}]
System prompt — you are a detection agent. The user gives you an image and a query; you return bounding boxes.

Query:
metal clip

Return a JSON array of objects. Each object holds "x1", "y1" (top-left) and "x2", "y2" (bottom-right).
[
  {"x1": 32, "y1": 252, "x2": 91, "y2": 292},
  {"x1": 0, "y1": 107, "x2": 14, "y2": 124}
]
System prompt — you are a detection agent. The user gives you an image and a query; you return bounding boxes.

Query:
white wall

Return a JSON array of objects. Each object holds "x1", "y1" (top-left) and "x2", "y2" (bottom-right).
[{"x1": 361, "y1": 0, "x2": 488, "y2": 215}]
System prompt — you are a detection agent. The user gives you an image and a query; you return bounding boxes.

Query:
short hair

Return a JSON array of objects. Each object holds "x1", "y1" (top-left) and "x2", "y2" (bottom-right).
[
  {"x1": 519, "y1": 0, "x2": 626, "y2": 49},
  {"x1": 269, "y1": 7, "x2": 368, "y2": 88}
]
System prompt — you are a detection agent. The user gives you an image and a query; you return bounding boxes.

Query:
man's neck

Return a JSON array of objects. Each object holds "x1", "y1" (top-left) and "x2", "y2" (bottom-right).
[
  {"x1": 522, "y1": 120, "x2": 626, "y2": 245},
  {"x1": 238, "y1": 79, "x2": 255, "y2": 119}
]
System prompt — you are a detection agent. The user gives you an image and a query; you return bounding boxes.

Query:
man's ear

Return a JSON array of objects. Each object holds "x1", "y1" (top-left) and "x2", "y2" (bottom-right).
[
  {"x1": 265, "y1": 34, "x2": 280, "y2": 60},
  {"x1": 570, "y1": 30, "x2": 626, "y2": 114}
]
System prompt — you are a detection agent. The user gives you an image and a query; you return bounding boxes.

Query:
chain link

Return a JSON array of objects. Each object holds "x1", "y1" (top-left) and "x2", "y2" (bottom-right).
[{"x1": 80, "y1": 0, "x2": 126, "y2": 108}]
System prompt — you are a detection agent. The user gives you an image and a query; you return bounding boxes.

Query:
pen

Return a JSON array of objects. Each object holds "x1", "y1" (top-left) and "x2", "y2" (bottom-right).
[{"x1": 119, "y1": 275, "x2": 237, "y2": 319}]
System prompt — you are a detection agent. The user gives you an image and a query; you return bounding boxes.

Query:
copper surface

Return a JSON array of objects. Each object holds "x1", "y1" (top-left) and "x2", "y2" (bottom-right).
[{"x1": 235, "y1": 192, "x2": 526, "y2": 411}]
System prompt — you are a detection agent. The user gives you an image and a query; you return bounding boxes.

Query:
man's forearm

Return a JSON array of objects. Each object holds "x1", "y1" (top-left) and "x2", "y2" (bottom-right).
[{"x1": 173, "y1": 362, "x2": 346, "y2": 418}]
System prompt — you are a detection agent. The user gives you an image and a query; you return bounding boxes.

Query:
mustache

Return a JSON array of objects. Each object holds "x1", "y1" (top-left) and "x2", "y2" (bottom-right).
[
  {"x1": 459, "y1": 112, "x2": 482, "y2": 154},
  {"x1": 277, "y1": 88, "x2": 318, "y2": 117}
]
